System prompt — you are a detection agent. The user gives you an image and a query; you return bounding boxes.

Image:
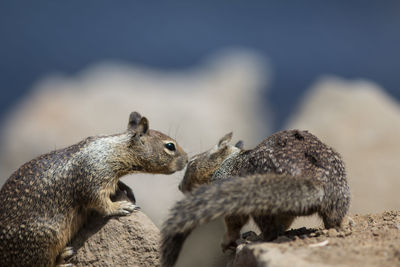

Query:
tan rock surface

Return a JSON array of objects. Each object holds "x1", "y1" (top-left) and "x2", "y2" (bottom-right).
[
  {"x1": 67, "y1": 192, "x2": 160, "y2": 267},
  {"x1": 230, "y1": 211, "x2": 400, "y2": 267}
]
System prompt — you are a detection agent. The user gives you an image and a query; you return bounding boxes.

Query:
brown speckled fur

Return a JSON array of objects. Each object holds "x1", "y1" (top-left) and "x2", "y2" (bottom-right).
[
  {"x1": 0, "y1": 112, "x2": 188, "y2": 267},
  {"x1": 161, "y1": 130, "x2": 350, "y2": 267}
]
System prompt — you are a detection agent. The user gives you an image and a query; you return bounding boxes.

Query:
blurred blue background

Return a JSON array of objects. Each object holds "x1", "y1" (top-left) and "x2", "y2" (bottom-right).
[{"x1": 1, "y1": 0, "x2": 400, "y2": 129}]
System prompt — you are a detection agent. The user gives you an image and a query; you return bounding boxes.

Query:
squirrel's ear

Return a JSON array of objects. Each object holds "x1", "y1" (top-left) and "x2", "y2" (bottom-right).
[
  {"x1": 136, "y1": 117, "x2": 149, "y2": 136},
  {"x1": 218, "y1": 132, "x2": 233, "y2": 148},
  {"x1": 234, "y1": 140, "x2": 244, "y2": 149},
  {"x1": 128, "y1": 112, "x2": 142, "y2": 130}
]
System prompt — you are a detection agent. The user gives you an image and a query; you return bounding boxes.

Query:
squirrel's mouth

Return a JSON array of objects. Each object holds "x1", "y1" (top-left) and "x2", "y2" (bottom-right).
[
  {"x1": 131, "y1": 165, "x2": 144, "y2": 171},
  {"x1": 176, "y1": 158, "x2": 189, "y2": 171},
  {"x1": 164, "y1": 169, "x2": 176, "y2": 175}
]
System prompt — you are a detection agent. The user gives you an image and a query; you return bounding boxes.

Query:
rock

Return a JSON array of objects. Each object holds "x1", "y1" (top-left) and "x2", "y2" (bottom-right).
[
  {"x1": 228, "y1": 244, "x2": 260, "y2": 267},
  {"x1": 336, "y1": 232, "x2": 345, "y2": 238},
  {"x1": 347, "y1": 217, "x2": 356, "y2": 228},
  {"x1": 327, "y1": 228, "x2": 338, "y2": 237},
  {"x1": 309, "y1": 232, "x2": 317, "y2": 237},
  {"x1": 229, "y1": 212, "x2": 400, "y2": 267},
  {"x1": 273, "y1": 236, "x2": 292, "y2": 243},
  {"x1": 344, "y1": 230, "x2": 352, "y2": 236},
  {"x1": 383, "y1": 216, "x2": 391, "y2": 221},
  {"x1": 372, "y1": 229, "x2": 380, "y2": 237},
  {"x1": 309, "y1": 240, "x2": 329, "y2": 248},
  {"x1": 230, "y1": 243, "x2": 328, "y2": 267},
  {"x1": 67, "y1": 191, "x2": 160, "y2": 267}
]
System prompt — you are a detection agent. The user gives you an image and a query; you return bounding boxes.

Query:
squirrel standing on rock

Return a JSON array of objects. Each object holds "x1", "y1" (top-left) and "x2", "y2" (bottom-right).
[
  {"x1": 0, "y1": 112, "x2": 188, "y2": 267},
  {"x1": 161, "y1": 130, "x2": 350, "y2": 267}
]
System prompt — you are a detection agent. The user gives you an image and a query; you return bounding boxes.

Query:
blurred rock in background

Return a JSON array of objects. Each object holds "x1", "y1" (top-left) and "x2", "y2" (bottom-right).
[{"x1": 287, "y1": 77, "x2": 400, "y2": 214}]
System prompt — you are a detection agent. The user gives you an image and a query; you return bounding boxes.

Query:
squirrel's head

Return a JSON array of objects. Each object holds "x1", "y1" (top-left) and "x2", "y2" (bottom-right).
[
  {"x1": 122, "y1": 111, "x2": 188, "y2": 174},
  {"x1": 179, "y1": 132, "x2": 242, "y2": 194}
]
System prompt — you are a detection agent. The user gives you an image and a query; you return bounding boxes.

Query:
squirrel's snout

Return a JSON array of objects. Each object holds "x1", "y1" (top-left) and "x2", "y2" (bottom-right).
[{"x1": 176, "y1": 155, "x2": 188, "y2": 171}]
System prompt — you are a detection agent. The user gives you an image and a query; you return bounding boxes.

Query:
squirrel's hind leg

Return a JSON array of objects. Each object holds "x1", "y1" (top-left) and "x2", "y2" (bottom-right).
[
  {"x1": 319, "y1": 194, "x2": 350, "y2": 229},
  {"x1": 221, "y1": 215, "x2": 249, "y2": 252},
  {"x1": 253, "y1": 214, "x2": 294, "y2": 241},
  {"x1": 319, "y1": 209, "x2": 347, "y2": 229}
]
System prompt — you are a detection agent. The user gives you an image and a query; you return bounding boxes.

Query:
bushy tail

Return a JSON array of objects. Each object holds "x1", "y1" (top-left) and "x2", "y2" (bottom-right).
[{"x1": 160, "y1": 173, "x2": 324, "y2": 267}]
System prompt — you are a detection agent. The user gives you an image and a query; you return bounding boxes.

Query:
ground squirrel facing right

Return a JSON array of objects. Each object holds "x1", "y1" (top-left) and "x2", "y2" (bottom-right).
[
  {"x1": 0, "y1": 111, "x2": 188, "y2": 267},
  {"x1": 161, "y1": 130, "x2": 350, "y2": 267}
]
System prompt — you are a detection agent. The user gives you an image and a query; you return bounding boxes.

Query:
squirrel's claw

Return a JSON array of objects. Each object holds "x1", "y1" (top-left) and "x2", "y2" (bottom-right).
[
  {"x1": 115, "y1": 200, "x2": 138, "y2": 215},
  {"x1": 60, "y1": 247, "x2": 74, "y2": 258},
  {"x1": 56, "y1": 246, "x2": 74, "y2": 267}
]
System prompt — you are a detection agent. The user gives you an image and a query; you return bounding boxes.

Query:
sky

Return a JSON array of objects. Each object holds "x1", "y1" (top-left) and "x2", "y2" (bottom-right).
[{"x1": 1, "y1": 0, "x2": 400, "y2": 129}]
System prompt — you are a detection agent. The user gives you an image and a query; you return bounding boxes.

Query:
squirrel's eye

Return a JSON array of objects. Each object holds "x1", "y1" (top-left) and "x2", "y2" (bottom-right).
[{"x1": 165, "y1": 142, "x2": 176, "y2": 151}]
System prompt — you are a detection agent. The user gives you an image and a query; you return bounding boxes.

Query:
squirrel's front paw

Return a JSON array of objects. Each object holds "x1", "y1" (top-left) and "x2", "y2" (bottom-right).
[
  {"x1": 111, "y1": 200, "x2": 139, "y2": 216},
  {"x1": 56, "y1": 246, "x2": 74, "y2": 267}
]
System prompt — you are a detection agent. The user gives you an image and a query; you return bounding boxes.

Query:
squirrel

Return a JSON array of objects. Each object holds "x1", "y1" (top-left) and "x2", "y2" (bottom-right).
[
  {"x1": 161, "y1": 130, "x2": 350, "y2": 267},
  {"x1": 0, "y1": 111, "x2": 188, "y2": 267}
]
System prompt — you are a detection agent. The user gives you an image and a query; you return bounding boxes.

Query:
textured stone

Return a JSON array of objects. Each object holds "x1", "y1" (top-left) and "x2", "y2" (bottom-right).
[
  {"x1": 229, "y1": 243, "x2": 328, "y2": 267},
  {"x1": 68, "y1": 193, "x2": 160, "y2": 267}
]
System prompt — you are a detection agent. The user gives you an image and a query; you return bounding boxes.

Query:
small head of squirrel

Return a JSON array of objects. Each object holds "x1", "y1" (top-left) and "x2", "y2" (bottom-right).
[
  {"x1": 179, "y1": 132, "x2": 243, "y2": 193},
  {"x1": 123, "y1": 111, "x2": 188, "y2": 175}
]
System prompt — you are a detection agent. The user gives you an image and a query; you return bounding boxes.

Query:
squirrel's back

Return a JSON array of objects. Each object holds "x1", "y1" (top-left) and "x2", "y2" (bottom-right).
[
  {"x1": 215, "y1": 130, "x2": 345, "y2": 183},
  {"x1": 0, "y1": 138, "x2": 90, "y2": 222},
  {"x1": 0, "y1": 137, "x2": 96, "y2": 266}
]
